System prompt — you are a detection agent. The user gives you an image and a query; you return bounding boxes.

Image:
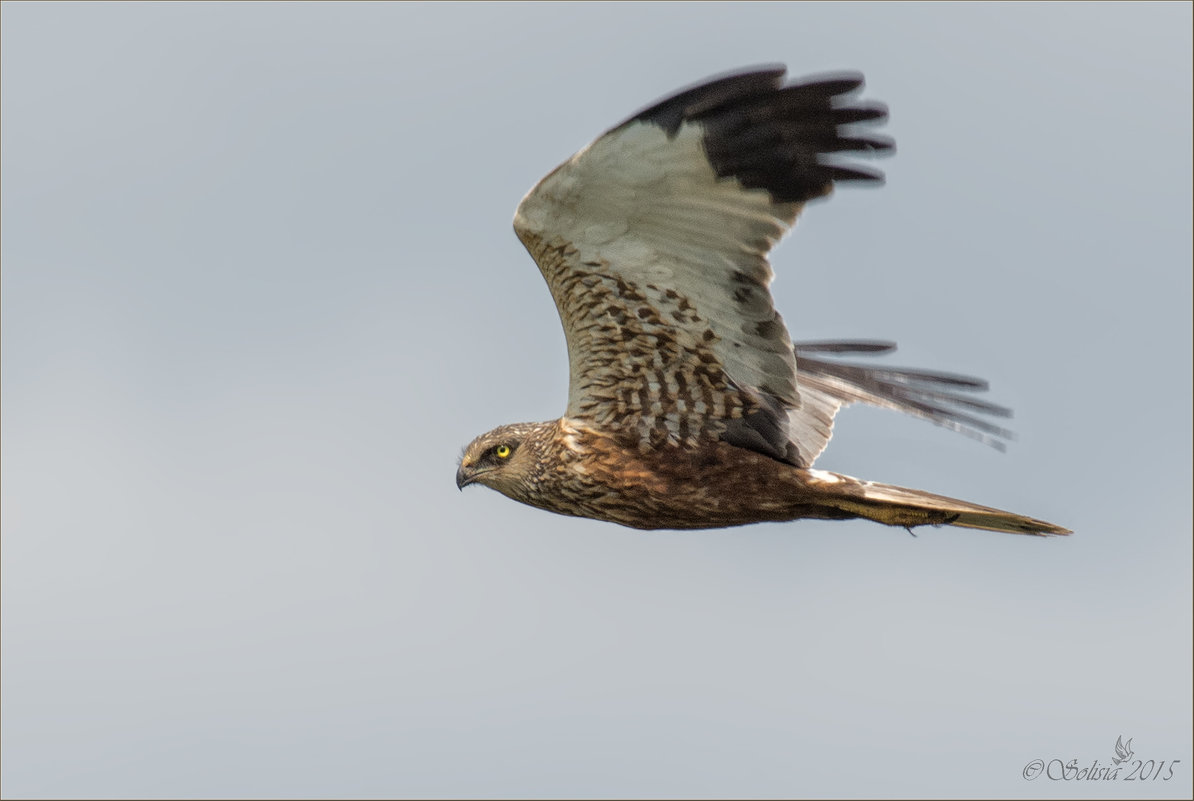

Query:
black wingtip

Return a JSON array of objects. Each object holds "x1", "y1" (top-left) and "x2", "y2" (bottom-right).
[
  {"x1": 778, "y1": 71, "x2": 866, "y2": 99},
  {"x1": 822, "y1": 164, "x2": 887, "y2": 183},
  {"x1": 619, "y1": 65, "x2": 788, "y2": 137},
  {"x1": 618, "y1": 65, "x2": 893, "y2": 204}
]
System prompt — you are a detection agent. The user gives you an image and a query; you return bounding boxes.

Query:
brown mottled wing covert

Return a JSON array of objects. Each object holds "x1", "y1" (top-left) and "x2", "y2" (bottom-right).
[{"x1": 513, "y1": 67, "x2": 891, "y2": 464}]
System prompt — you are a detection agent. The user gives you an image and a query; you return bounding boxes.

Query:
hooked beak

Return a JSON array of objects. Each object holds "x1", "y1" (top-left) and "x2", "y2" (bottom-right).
[{"x1": 456, "y1": 461, "x2": 478, "y2": 490}]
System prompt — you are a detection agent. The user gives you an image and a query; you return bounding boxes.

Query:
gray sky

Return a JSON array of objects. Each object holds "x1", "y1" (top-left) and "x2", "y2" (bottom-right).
[{"x1": 2, "y1": 2, "x2": 1191, "y2": 798}]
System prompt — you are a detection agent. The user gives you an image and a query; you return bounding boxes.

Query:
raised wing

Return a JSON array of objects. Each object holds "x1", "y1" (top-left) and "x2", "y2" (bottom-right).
[{"x1": 514, "y1": 66, "x2": 891, "y2": 461}]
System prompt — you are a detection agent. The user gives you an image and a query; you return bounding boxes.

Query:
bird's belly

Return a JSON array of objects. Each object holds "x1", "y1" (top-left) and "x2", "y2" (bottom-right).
[{"x1": 543, "y1": 441, "x2": 837, "y2": 530}]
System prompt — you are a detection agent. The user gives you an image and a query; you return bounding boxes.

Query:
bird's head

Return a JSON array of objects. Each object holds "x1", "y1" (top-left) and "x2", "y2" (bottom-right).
[{"x1": 456, "y1": 422, "x2": 546, "y2": 499}]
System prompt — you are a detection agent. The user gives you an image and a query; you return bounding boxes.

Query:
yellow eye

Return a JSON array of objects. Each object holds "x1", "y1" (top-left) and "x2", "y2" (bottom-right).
[{"x1": 495, "y1": 444, "x2": 511, "y2": 459}]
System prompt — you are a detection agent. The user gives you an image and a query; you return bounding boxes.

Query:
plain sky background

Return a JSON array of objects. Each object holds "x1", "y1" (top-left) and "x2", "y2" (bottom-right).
[{"x1": 2, "y1": 2, "x2": 1191, "y2": 799}]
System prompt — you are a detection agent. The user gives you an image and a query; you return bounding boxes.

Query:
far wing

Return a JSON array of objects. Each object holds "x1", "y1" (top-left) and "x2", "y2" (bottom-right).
[
  {"x1": 789, "y1": 340, "x2": 1016, "y2": 466},
  {"x1": 514, "y1": 67, "x2": 890, "y2": 460}
]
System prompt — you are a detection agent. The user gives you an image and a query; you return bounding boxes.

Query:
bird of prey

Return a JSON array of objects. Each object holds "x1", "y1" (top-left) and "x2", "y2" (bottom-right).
[{"x1": 456, "y1": 66, "x2": 1069, "y2": 536}]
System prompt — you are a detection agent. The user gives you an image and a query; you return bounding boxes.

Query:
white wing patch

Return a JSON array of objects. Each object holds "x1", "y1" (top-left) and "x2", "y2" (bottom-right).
[
  {"x1": 516, "y1": 119, "x2": 804, "y2": 423},
  {"x1": 511, "y1": 68, "x2": 892, "y2": 462}
]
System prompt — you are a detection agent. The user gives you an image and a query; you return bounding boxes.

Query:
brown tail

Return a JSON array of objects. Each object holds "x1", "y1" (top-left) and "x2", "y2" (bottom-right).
[{"x1": 804, "y1": 469, "x2": 1071, "y2": 536}]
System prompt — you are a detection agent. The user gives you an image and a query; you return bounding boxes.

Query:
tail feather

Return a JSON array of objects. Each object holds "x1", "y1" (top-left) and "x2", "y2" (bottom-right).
[{"x1": 804, "y1": 469, "x2": 1071, "y2": 536}]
